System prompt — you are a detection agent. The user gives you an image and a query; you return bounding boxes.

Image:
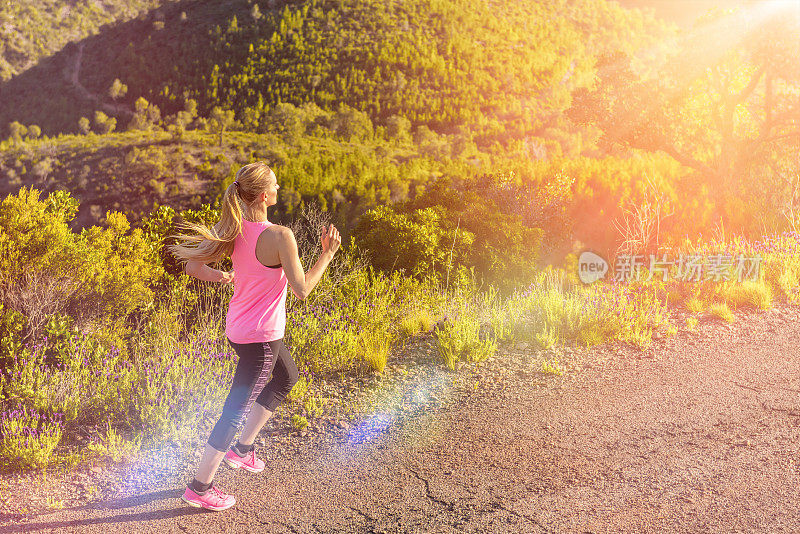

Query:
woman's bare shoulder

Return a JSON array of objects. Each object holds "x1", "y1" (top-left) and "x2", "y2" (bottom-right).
[{"x1": 259, "y1": 224, "x2": 293, "y2": 241}]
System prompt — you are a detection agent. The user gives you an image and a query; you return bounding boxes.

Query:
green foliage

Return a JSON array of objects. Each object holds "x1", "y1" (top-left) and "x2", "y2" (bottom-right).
[
  {"x1": 355, "y1": 177, "x2": 545, "y2": 291},
  {"x1": 128, "y1": 97, "x2": 161, "y2": 131},
  {"x1": 78, "y1": 117, "x2": 91, "y2": 135},
  {"x1": 0, "y1": 326, "x2": 138, "y2": 430},
  {"x1": 535, "y1": 325, "x2": 559, "y2": 350},
  {"x1": 398, "y1": 309, "x2": 437, "y2": 337},
  {"x1": 0, "y1": 188, "x2": 164, "y2": 336},
  {"x1": 435, "y1": 309, "x2": 497, "y2": 371},
  {"x1": 7, "y1": 122, "x2": 26, "y2": 145},
  {"x1": 0, "y1": 305, "x2": 26, "y2": 365},
  {"x1": 291, "y1": 414, "x2": 309, "y2": 430},
  {"x1": 710, "y1": 302, "x2": 735, "y2": 323},
  {"x1": 359, "y1": 329, "x2": 392, "y2": 373},
  {"x1": 128, "y1": 338, "x2": 236, "y2": 443},
  {"x1": 541, "y1": 357, "x2": 564, "y2": 376},
  {"x1": 208, "y1": 107, "x2": 235, "y2": 146},
  {"x1": 721, "y1": 279, "x2": 773, "y2": 310},
  {"x1": 570, "y1": 11, "x2": 800, "y2": 238},
  {"x1": 86, "y1": 421, "x2": 142, "y2": 464},
  {"x1": 0, "y1": 0, "x2": 664, "y2": 145},
  {"x1": 286, "y1": 262, "x2": 442, "y2": 375},
  {"x1": 303, "y1": 396, "x2": 324, "y2": 419},
  {"x1": 93, "y1": 111, "x2": 116, "y2": 135},
  {"x1": 108, "y1": 78, "x2": 128, "y2": 101},
  {"x1": 494, "y1": 267, "x2": 673, "y2": 350},
  {"x1": 287, "y1": 375, "x2": 312, "y2": 403},
  {"x1": 0, "y1": 1, "x2": 163, "y2": 81},
  {"x1": 434, "y1": 290, "x2": 499, "y2": 371},
  {"x1": 0, "y1": 406, "x2": 63, "y2": 471},
  {"x1": 685, "y1": 296, "x2": 704, "y2": 313},
  {"x1": 354, "y1": 205, "x2": 461, "y2": 279},
  {"x1": 330, "y1": 103, "x2": 373, "y2": 142}
]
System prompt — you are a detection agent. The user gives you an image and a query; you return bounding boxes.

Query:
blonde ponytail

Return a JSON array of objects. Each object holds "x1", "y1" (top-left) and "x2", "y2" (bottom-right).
[{"x1": 168, "y1": 161, "x2": 274, "y2": 264}]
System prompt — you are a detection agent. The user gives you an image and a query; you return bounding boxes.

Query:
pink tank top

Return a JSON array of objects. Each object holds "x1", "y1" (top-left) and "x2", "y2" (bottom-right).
[{"x1": 225, "y1": 219, "x2": 288, "y2": 343}]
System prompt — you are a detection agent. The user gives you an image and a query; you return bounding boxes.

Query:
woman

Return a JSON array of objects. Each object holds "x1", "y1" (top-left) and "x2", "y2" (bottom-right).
[{"x1": 169, "y1": 161, "x2": 340, "y2": 511}]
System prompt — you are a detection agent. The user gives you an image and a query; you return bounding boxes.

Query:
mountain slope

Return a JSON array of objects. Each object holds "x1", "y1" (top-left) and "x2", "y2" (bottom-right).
[
  {"x1": 0, "y1": 0, "x2": 164, "y2": 81},
  {"x1": 0, "y1": 0, "x2": 668, "y2": 148}
]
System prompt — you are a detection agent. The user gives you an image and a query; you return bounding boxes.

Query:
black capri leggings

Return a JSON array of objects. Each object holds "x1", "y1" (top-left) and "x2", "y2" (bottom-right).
[{"x1": 207, "y1": 338, "x2": 299, "y2": 453}]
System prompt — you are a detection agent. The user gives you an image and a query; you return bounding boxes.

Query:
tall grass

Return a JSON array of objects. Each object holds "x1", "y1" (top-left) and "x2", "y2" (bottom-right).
[
  {"x1": 285, "y1": 267, "x2": 443, "y2": 376},
  {"x1": 671, "y1": 230, "x2": 800, "y2": 309},
  {"x1": 480, "y1": 268, "x2": 672, "y2": 350}
]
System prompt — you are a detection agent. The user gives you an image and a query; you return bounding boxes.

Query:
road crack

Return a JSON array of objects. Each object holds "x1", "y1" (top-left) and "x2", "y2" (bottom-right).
[
  {"x1": 406, "y1": 467, "x2": 455, "y2": 511},
  {"x1": 493, "y1": 501, "x2": 557, "y2": 533},
  {"x1": 348, "y1": 505, "x2": 377, "y2": 524}
]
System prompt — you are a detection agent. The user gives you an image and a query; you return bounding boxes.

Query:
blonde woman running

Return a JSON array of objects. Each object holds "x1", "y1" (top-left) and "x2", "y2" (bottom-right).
[{"x1": 169, "y1": 161, "x2": 340, "y2": 511}]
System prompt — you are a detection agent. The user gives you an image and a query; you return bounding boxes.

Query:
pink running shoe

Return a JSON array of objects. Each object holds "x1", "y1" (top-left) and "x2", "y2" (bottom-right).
[
  {"x1": 223, "y1": 445, "x2": 266, "y2": 473},
  {"x1": 181, "y1": 482, "x2": 236, "y2": 511}
]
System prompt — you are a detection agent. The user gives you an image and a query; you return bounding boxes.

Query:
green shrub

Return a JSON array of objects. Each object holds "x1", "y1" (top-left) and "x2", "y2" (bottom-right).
[
  {"x1": 685, "y1": 296, "x2": 704, "y2": 313},
  {"x1": 535, "y1": 324, "x2": 559, "y2": 350},
  {"x1": 0, "y1": 329, "x2": 141, "y2": 431},
  {"x1": 286, "y1": 263, "x2": 443, "y2": 375},
  {"x1": 287, "y1": 375, "x2": 311, "y2": 403},
  {"x1": 291, "y1": 414, "x2": 309, "y2": 430},
  {"x1": 722, "y1": 279, "x2": 772, "y2": 310},
  {"x1": 398, "y1": 309, "x2": 437, "y2": 337},
  {"x1": 0, "y1": 406, "x2": 63, "y2": 471},
  {"x1": 303, "y1": 396, "x2": 324, "y2": 419},
  {"x1": 541, "y1": 358, "x2": 564, "y2": 376},
  {"x1": 353, "y1": 180, "x2": 544, "y2": 292},
  {"x1": 710, "y1": 303, "x2": 734, "y2": 322},
  {"x1": 0, "y1": 188, "x2": 164, "y2": 339},
  {"x1": 435, "y1": 308, "x2": 497, "y2": 370},
  {"x1": 85, "y1": 421, "x2": 142, "y2": 464},
  {"x1": 360, "y1": 330, "x2": 392, "y2": 373}
]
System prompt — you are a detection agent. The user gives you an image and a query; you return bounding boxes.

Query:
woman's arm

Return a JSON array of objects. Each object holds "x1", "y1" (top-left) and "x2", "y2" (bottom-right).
[
  {"x1": 277, "y1": 224, "x2": 340, "y2": 300},
  {"x1": 185, "y1": 261, "x2": 234, "y2": 284}
]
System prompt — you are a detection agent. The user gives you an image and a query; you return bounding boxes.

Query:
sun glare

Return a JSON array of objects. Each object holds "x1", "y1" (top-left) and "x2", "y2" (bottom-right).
[{"x1": 755, "y1": 0, "x2": 800, "y2": 17}]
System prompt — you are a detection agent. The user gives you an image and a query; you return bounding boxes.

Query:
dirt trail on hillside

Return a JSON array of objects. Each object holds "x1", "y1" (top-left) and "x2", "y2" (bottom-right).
[
  {"x1": 67, "y1": 42, "x2": 132, "y2": 119},
  {"x1": 2, "y1": 304, "x2": 800, "y2": 533}
]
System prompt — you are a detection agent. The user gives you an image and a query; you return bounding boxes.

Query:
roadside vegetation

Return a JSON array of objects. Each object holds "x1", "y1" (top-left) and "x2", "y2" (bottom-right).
[{"x1": 1, "y1": 187, "x2": 799, "y2": 475}]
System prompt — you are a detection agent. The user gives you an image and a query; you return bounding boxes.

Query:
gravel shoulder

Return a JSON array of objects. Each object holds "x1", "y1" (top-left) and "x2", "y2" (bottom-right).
[{"x1": 2, "y1": 303, "x2": 800, "y2": 533}]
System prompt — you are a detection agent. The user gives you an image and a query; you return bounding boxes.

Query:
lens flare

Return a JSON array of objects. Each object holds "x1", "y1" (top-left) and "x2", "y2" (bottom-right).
[{"x1": 343, "y1": 366, "x2": 456, "y2": 449}]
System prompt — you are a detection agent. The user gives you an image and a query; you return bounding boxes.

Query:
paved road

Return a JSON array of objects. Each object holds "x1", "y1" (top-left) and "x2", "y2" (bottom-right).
[{"x1": 4, "y1": 304, "x2": 800, "y2": 533}]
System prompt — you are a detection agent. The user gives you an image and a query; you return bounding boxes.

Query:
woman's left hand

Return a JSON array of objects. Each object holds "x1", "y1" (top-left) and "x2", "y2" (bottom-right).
[{"x1": 222, "y1": 270, "x2": 235, "y2": 284}]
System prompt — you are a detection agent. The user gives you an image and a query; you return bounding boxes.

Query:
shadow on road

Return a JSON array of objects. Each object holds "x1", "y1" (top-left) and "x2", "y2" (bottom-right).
[{"x1": 0, "y1": 489, "x2": 210, "y2": 533}]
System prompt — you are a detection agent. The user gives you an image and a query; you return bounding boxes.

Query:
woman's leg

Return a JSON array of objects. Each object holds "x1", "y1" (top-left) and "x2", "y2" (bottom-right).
[
  {"x1": 237, "y1": 339, "x2": 298, "y2": 446},
  {"x1": 241, "y1": 339, "x2": 299, "y2": 442},
  {"x1": 194, "y1": 444, "x2": 227, "y2": 485},
  {"x1": 237, "y1": 403, "x2": 274, "y2": 447},
  {"x1": 255, "y1": 339, "x2": 300, "y2": 413},
  {"x1": 192, "y1": 340, "x2": 275, "y2": 485}
]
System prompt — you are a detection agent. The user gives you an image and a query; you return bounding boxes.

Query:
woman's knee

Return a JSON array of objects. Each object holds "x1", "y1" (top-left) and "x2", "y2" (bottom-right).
[
  {"x1": 285, "y1": 363, "x2": 300, "y2": 388},
  {"x1": 218, "y1": 407, "x2": 247, "y2": 429},
  {"x1": 218, "y1": 386, "x2": 252, "y2": 426}
]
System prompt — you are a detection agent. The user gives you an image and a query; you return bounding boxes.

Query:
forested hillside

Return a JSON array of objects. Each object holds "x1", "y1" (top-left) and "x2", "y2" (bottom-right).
[
  {"x1": 0, "y1": 0, "x2": 667, "y2": 152},
  {"x1": 0, "y1": 0, "x2": 164, "y2": 81}
]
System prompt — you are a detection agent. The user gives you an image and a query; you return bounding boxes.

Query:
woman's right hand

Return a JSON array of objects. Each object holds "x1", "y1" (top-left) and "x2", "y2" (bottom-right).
[{"x1": 321, "y1": 224, "x2": 341, "y2": 255}]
